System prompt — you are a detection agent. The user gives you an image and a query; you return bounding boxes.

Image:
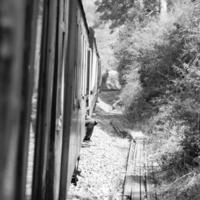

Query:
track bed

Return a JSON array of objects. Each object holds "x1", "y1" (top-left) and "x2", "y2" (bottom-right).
[{"x1": 123, "y1": 134, "x2": 158, "y2": 200}]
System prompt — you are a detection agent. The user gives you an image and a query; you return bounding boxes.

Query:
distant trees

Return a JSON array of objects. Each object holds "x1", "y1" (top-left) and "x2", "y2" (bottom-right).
[
  {"x1": 94, "y1": 0, "x2": 136, "y2": 28},
  {"x1": 95, "y1": 0, "x2": 166, "y2": 29},
  {"x1": 116, "y1": 0, "x2": 200, "y2": 171},
  {"x1": 95, "y1": 0, "x2": 200, "y2": 190}
]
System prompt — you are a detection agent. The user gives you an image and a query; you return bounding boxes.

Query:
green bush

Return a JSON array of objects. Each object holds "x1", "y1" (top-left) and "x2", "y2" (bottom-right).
[{"x1": 115, "y1": 0, "x2": 200, "y2": 171}]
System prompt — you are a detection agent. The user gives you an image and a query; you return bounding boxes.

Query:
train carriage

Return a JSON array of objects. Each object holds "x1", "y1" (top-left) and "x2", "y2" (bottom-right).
[
  {"x1": 87, "y1": 29, "x2": 101, "y2": 116},
  {"x1": 0, "y1": 0, "x2": 101, "y2": 200}
]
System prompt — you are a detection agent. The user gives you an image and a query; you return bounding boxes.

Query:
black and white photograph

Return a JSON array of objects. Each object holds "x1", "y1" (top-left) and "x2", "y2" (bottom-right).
[{"x1": 0, "y1": 0, "x2": 200, "y2": 200}]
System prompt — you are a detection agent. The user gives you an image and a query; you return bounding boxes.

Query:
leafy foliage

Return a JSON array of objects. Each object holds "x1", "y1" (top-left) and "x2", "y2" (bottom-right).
[
  {"x1": 95, "y1": 0, "x2": 160, "y2": 29},
  {"x1": 113, "y1": 0, "x2": 200, "y2": 172},
  {"x1": 95, "y1": 0, "x2": 135, "y2": 29}
]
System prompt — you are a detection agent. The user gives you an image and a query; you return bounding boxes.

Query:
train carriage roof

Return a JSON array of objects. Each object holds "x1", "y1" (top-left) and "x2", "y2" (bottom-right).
[
  {"x1": 78, "y1": 0, "x2": 90, "y2": 37},
  {"x1": 78, "y1": 0, "x2": 100, "y2": 59}
]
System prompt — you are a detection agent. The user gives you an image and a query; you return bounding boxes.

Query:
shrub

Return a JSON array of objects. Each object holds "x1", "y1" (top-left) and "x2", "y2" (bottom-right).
[{"x1": 116, "y1": 0, "x2": 200, "y2": 171}]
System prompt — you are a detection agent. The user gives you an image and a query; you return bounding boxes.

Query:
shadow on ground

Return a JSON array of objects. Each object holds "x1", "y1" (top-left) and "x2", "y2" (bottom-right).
[{"x1": 93, "y1": 91, "x2": 131, "y2": 138}]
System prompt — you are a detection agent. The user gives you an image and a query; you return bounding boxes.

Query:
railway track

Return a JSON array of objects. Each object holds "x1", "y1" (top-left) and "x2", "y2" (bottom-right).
[{"x1": 123, "y1": 135, "x2": 158, "y2": 200}]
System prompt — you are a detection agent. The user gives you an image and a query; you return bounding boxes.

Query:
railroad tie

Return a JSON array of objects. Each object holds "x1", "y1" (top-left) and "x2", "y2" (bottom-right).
[{"x1": 123, "y1": 137, "x2": 148, "y2": 200}]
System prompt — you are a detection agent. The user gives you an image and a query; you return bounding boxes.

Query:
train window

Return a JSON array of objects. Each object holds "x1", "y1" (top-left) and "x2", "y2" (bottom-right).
[
  {"x1": 25, "y1": 1, "x2": 44, "y2": 199},
  {"x1": 86, "y1": 50, "x2": 91, "y2": 109},
  {"x1": 81, "y1": 35, "x2": 85, "y2": 95},
  {"x1": 87, "y1": 50, "x2": 91, "y2": 93},
  {"x1": 60, "y1": 32, "x2": 65, "y2": 120},
  {"x1": 73, "y1": 22, "x2": 79, "y2": 105},
  {"x1": 63, "y1": 0, "x2": 66, "y2": 22},
  {"x1": 84, "y1": 40, "x2": 88, "y2": 94}
]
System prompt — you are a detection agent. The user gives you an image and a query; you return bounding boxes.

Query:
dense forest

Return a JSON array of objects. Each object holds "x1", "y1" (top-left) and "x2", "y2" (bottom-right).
[{"x1": 85, "y1": 0, "x2": 200, "y2": 199}]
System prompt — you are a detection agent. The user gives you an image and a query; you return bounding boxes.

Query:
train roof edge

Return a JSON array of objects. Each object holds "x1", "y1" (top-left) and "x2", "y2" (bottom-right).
[
  {"x1": 78, "y1": 0, "x2": 90, "y2": 38},
  {"x1": 78, "y1": 0, "x2": 100, "y2": 59}
]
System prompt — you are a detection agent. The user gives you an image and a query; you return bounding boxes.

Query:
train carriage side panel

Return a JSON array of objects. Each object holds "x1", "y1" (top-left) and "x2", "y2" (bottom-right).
[
  {"x1": 78, "y1": 7, "x2": 91, "y2": 142},
  {"x1": 88, "y1": 29, "x2": 101, "y2": 116},
  {"x1": 21, "y1": 1, "x2": 46, "y2": 200},
  {"x1": 59, "y1": 0, "x2": 78, "y2": 198},
  {"x1": 86, "y1": 48, "x2": 92, "y2": 114},
  {"x1": 59, "y1": 0, "x2": 89, "y2": 198},
  {"x1": 90, "y1": 48, "x2": 98, "y2": 115},
  {"x1": 0, "y1": 0, "x2": 100, "y2": 200},
  {"x1": 31, "y1": 0, "x2": 59, "y2": 198},
  {"x1": 0, "y1": 0, "x2": 49, "y2": 200},
  {"x1": 61, "y1": 1, "x2": 94, "y2": 197},
  {"x1": 44, "y1": 0, "x2": 70, "y2": 200},
  {"x1": 0, "y1": 1, "x2": 26, "y2": 199}
]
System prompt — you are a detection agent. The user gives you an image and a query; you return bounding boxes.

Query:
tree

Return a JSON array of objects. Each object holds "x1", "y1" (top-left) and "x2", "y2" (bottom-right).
[
  {"x1": 95, "y1": 0, "x2": 161, "y2": 29},
  {"x1": 95, "y1": 0, "x2": 136, "y2": 29}
]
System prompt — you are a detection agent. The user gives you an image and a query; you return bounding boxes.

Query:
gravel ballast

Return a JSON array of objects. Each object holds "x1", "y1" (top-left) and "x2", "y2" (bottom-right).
[{"x1": 68, "y1": 97, "x2": 129, "y2": 200}]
